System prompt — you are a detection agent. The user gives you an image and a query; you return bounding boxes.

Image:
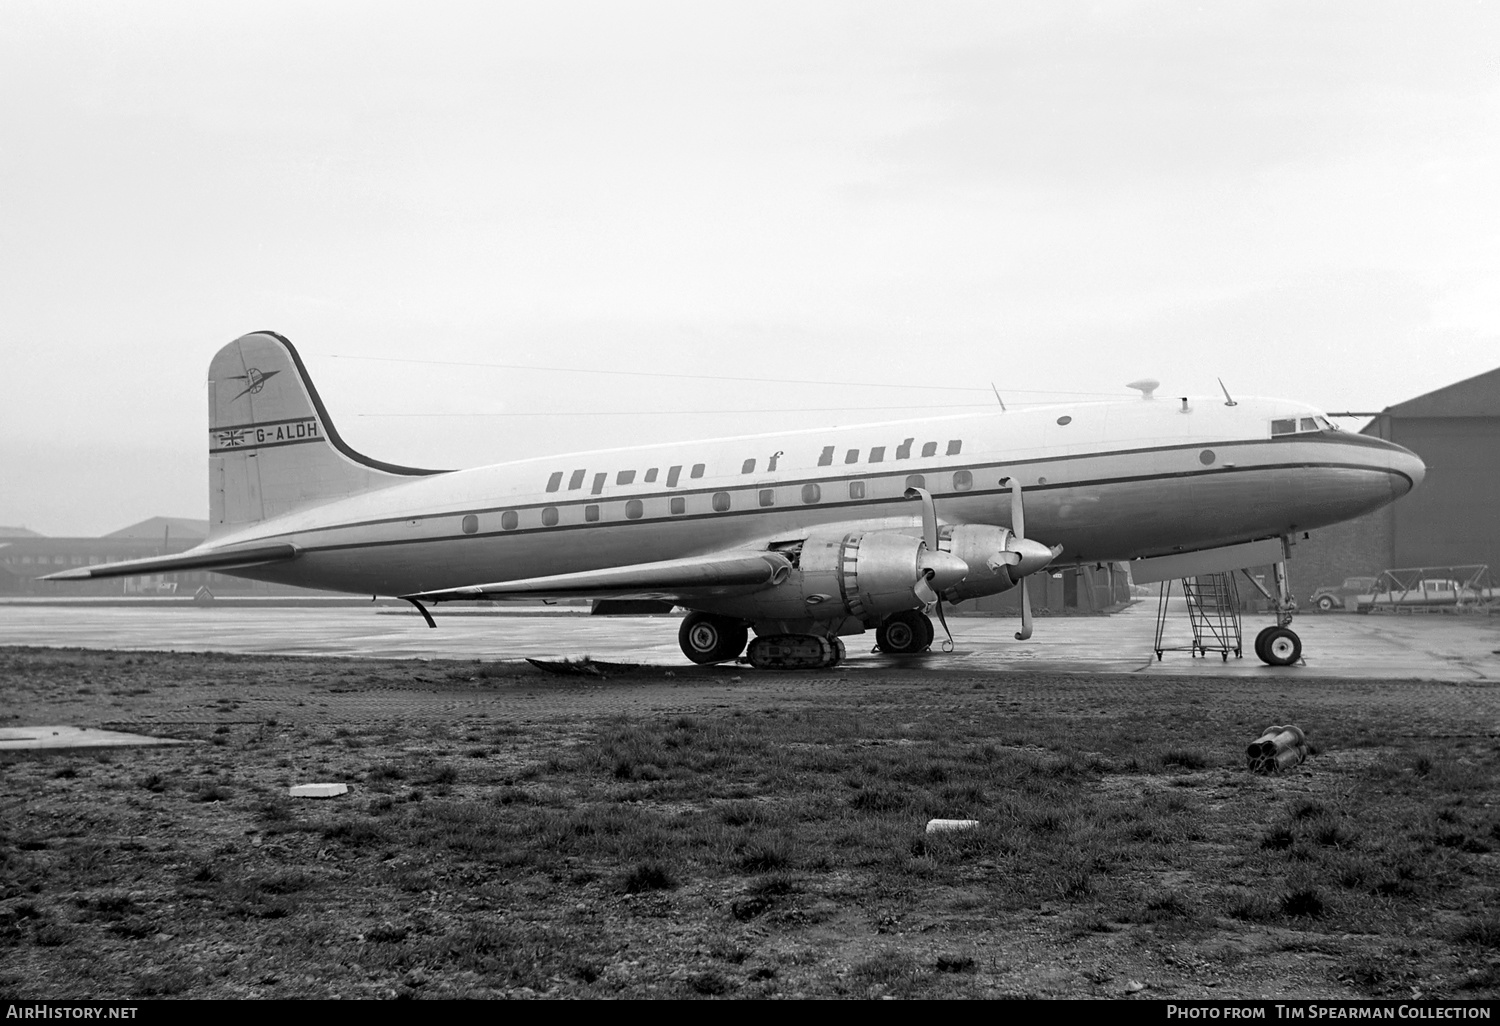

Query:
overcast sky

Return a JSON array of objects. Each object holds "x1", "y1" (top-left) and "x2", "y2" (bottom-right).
[{"x1": 3, "y1": 0, "x2": 1497, "y2": 536}]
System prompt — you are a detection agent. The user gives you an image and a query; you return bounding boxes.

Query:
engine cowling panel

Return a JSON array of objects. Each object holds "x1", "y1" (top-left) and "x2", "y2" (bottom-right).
[{"x1": 939, "y1": 524, "x2": 1022, "y2": 603}]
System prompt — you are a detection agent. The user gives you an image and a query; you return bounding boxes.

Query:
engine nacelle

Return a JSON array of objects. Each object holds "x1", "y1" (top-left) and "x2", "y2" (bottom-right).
[
  {"x1": 696, "y1": 528, "x2": 969, "y2": 625},
  {"x1": 939, "y1": 524, "x2": 1022, "y2": 603}
]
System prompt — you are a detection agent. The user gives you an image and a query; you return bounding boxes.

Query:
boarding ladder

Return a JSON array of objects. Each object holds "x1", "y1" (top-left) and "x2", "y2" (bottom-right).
[{"x1": 1154, "y1": 573, "x2": 1243, "y2": 661}]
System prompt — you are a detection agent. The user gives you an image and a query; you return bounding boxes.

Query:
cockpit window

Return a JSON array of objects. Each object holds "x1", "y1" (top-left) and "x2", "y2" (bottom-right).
[{"x1": 1272, "y1": 416, "x2": 1332, "y2": 437}]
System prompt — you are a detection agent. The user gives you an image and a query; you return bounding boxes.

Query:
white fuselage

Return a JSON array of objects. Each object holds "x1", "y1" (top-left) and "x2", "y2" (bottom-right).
[{"x1": 210, "y1": 395, "x2": 1423, "y2": 598}]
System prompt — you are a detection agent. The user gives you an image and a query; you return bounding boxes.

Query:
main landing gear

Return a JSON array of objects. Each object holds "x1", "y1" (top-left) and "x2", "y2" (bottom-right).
[
  {"x1": 678, "y1": 612, "x2": 748, "y2": 665},
  {"x1": 875, "y1": 609, "x2": 933, "y2": 655},
  {"x1": 677, "y1": 612, "x2": 847, "y2": 670}
]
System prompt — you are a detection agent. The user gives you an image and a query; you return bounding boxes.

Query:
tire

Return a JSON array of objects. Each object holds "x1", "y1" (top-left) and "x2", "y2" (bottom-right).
[
  {"x1": 1260, "y1": 626, "x2": 1302, "y2": 667},
  {"x1": 1253, "y1": 625, "x2": 1278, "y2": 663},
  {"x1": 1315, "y1": 595, "x2": 1337, "y2": 611},
  {"x1": 876, "y1": 610, "x2": 931, "y2": 655},
  {"x1": 678, "y1": 612, "x2": 748, "y2": 664}
]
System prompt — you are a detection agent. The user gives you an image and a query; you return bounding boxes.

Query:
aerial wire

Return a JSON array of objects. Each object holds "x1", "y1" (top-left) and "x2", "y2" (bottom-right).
[{"x1": 330, "y1": 353, "x2": 1124, "y2": 398}]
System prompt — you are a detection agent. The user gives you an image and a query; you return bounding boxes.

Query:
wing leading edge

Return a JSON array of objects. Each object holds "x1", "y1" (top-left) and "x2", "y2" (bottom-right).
[{"x1": 406, "y1": 550, "x2": 793, "y2": 605}]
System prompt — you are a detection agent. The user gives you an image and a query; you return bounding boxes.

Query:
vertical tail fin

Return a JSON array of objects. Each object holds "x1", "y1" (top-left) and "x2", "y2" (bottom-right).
[{"x1": 208, "y1": 331, "x2": 447, "y2": 536}]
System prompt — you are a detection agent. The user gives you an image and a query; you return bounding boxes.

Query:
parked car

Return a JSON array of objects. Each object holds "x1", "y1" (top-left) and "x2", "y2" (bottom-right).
[{"x1": 1308, "y1": 576, "x2": 1378, "y2": 611}]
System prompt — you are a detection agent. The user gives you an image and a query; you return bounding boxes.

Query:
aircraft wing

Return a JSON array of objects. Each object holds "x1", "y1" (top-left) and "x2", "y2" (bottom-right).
[
  {"x1": 407, "y1": 550, "x2": 793, "y2": 604},
  {"x1": 39, "y1": 543, "x2": 299, "y2": 581}
]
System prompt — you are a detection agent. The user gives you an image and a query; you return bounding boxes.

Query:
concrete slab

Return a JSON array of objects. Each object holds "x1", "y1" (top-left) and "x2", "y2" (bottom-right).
[
  {"x1": 0, "y1": 725, "x2": 187, "y2": 751},
  {"x1": 289, "y1": 783, "x2": 349, "y2": 798},
  {"x1": 0, "y1": 599, "x2": 1496, "y2": 680}
]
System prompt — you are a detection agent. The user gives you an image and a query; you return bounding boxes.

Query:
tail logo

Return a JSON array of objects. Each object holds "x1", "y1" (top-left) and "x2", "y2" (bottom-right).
[{"x1": 230, "y1": 368, "x2": 281, "y2": 401}]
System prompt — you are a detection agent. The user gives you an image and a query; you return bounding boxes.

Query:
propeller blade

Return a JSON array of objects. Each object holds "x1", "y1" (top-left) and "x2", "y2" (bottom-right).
[
  {"x1": 904, "y1": 486, "x2": 938, "y2": 552},
  {"x1": 1005, "y1": 476, "x2": 1026, "y2": 540},
  {"x1": 1015, "y1": 577, "x2": 1034, "y2": 641},
  {"x1": 933, "y1": 594, "x2": 955, "y2": 652},
  {"x1": 912, "y1": 571, "x2": 938, "y2": 607}
]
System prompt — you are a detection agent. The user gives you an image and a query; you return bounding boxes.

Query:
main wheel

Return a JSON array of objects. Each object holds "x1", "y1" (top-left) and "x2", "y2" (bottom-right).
[
  {"x1": 1259, "y1": 626, "x2": 1302, "y2": 667},
  {"x1": 876, "y1": 610, "x2": 932, "y2": 655},
  {"x1": 1315, "y1": 595, "x2": 1337, "y2": 611},
  {"x1": 678, "y1": 612, "x2": 748, "y2": 664}
]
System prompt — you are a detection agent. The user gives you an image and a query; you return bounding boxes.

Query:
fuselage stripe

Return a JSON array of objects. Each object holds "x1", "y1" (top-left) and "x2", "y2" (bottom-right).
[{"x1": 231, "y1": 458, "x2": 1408, "y2": 558}]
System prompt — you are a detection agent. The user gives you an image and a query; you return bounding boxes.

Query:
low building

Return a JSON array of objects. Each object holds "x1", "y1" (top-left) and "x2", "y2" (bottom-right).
[{"x1": 1295, "y1": 365, "x2": 1500, "y2": 600}]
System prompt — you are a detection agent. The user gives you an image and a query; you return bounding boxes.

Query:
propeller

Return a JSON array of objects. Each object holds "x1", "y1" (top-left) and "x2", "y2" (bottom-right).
[
  {"x1": 904, "y1": 486, "x2": 967, "y2": 650},
  {"x1": 999, "y1": 476, "x2": 1061, "y2": 641}
]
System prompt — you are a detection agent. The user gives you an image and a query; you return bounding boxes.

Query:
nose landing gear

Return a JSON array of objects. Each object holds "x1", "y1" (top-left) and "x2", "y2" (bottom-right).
[{"x1": 1249, "y1": 555, "x2": 1302, "y2": 666}]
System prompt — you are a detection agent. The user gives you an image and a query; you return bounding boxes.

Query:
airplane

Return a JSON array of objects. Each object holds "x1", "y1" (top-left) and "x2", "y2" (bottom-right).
[{"x1": 44, "y1": 331, "x2": 1426, "y2": 669}]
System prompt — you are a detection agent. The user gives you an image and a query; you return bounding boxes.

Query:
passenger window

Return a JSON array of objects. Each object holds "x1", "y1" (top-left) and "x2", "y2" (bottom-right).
[
  {"x1": 568, "y1": 469, "x2": 586, "y2": 490},
  {"x1": 546, "y1": 472, "x2": 563, "y2": 493},
  {"x1": 759, "y1": 489, "x2": 775, "y2": 507},
  {"x1": 591, "y1": 472, "x2": 606, "y2": 495},
  {"x1": 644, "y1": 468, "x2": 659, "y2": 482},
  {"x1": 690, "y1": 463, "x2": 705, "y2": 479},
  {"x1": 712, "y1": 492, "x2": 730, "y2": 512},
  {"x1": 947, "y1": 440, "x2": 961, "y2": 455},
  {"x1": 667, "y1": 465, "x2": 682, "y2": 487},
  {"x1": 741, "y1": 458, "x2": 755, "y2": 474},
  {"x1": 849, "y1": 481, "x2": 866, "y2": 499},
  {"x1": 869, "y1": 446, "x2": 885, "y2": 463},
  {"x1": 921, "y1": 442, "x2": 937, "y2": 458},
  {"x1": 542, "y1": 507, "x2": 559, "y2": 527},
  {"x1": 896, "y1": 438, "x2": 914, "y2": 459},
  {"x1": 906, "y1": 474, "x2": 925, "y2": 489},
  {"x1": 625, "y1": 499, "x2": 644, "y2": 520},
  {"x1": 1271, "y1": 419, "x2": 1296, "y2": 436},
  {"x1": 802, "y1": 483, "x2": 821, "y2": 504},
  {"x1": 818, "y1": 446, "x2": 834, "y2": 467},
  {"x1": 953, "y1": 470, "x2": 972, "y2": 491},
  {"x1": 501, "y1": 510, "x2": 518, "y2": 530},
  {"x1": 670, "y1": 497, "x2": 686, "y2": 515},
  {"x1": 585, "y1": 505, "x2": 600, "y2": 522},
  {"x1": 845, "y1": 449, "x2": 860, "y2": 464},
  {"x1": 617, "y1": 470, "x2": 635, "y2": 486},
  {"x1": 461, "y1": 514, "x2": 478, "y2": 535}
]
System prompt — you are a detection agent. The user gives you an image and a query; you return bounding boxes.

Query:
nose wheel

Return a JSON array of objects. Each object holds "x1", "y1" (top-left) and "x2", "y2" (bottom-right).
[
  {"x1": 1253, "y1": 625, "x2": 1302, "y2": 666},
  {"x1": 1253, "y1": 552, "x2": 1302, "y2": 666}
]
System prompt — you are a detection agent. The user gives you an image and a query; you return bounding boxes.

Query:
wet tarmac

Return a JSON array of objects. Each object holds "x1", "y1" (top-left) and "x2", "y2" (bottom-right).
[
  {"x1": 0, "y1": 725, "x2": 185, "y2": 751},
  {"x1": 3, "y1": 599, "x2": 1497, "y2": 680}
]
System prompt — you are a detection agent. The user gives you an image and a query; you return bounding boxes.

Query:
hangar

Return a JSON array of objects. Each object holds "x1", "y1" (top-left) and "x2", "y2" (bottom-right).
[{"x1": 1296, "y1": 364, "x2": 1500, "y2": 598}]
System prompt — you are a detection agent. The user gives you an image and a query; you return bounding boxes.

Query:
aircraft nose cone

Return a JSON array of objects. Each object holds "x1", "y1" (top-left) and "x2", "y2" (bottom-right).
[
  {"x1": 1009, "y1": 538, "x2": 1058, "y2": 578},
  {"x1": 919, "y1": 550, "x2": 971, "y2": 593},
  {"x1": 1394, "y1": 448, "x2": 1426, "y2": 496}
]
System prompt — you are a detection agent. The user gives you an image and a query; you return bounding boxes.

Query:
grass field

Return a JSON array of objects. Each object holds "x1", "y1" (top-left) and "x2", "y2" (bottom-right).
[{"x1": 1, "y1": 647, "x2": 1497, "y2": 999}]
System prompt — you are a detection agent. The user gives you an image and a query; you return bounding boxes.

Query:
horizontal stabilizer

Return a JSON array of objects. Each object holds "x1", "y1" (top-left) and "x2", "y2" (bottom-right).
[
  {"x1": 40, "y1": 543, "x2": 299, "y2": 581},
  {"x1": 408, "y1": 551, "x2": 792, "y2": 604}
]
